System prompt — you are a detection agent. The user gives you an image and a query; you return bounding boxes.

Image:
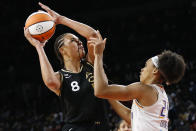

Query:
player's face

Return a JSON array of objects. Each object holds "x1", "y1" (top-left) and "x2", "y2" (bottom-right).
[
  {"x1": 60, "y1": 34, "x2": 85, "y2": 59},
  {"x1": 118, "y1": 120, "x2": 132, "y2": 131},
  {"x1": 140, "y1": 58, "x2": 155, "y2": 83}
]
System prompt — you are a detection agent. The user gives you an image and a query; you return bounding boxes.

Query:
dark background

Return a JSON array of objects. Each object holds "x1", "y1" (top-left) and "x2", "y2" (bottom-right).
[{"x1": 0, "y1": 0, "x2": 196, "y2": 130}]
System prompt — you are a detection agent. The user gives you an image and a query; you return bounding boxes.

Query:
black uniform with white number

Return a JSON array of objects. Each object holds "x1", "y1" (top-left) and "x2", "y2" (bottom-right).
[{"x1": 58, "y1": 60, "x2": 110, "y2": 131}]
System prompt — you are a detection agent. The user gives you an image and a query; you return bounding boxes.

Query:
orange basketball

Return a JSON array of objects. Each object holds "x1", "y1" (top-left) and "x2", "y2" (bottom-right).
[{"x1": 25, "y1": 11, "x2": 55, "y2": 42}]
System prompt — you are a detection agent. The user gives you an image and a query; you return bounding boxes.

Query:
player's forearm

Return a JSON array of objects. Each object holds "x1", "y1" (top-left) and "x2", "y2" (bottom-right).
[
  {"x1": 108, "y1": 100, "x2": 131, "y2": 125},
  {"x1": 36, "y1": 46, "x2": 58, "y2": 87},
  {"x1": 94, "y1": 55, "x2": 131, "y2": 101},
  {"x1": 58, "y1": 16, "x2": 97, "y2": 63},
  {"x1": 94, "y1": 54, "x2": 109, "y2": 96},
  {"x1": 59, "y1": 16, "x2": 97, "y2": 39}
]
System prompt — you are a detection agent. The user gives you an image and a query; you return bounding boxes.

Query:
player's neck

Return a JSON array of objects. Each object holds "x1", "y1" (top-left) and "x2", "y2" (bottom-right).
[
  {"x1": 144, "y1": 77, "x2": 162, "y2": 85},
  {"x1": 64, "y1": 59, "x2": 81, "y2": 73},
  {"x1": 151, "y1": 79, "x2": 162, "y2": 85}
]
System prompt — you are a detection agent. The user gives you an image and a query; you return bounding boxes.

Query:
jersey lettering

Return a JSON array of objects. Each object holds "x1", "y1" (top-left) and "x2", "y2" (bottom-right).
[
  {"x1": 71, "y1": 81, "x2": 80, "y2": 92},
  {"x1": 86, "y1": 72, "x2": 94, "y2": 87},
  {"x1": 160, "y1": 100, "x2": 168, "y2": 118},
  {"x1": 160, "y1": 120, "x2": 168, "y2": 129}
]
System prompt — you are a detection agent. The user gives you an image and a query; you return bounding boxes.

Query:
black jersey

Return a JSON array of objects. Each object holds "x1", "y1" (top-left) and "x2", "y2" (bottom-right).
[{"x1": 58, "y1": 61, "x2": 109, "y2": 125}]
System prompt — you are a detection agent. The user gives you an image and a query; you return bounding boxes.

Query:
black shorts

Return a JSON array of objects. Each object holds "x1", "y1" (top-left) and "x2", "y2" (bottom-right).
[{"x1": 62, "y1": 121, "x2": 110, "y2": 131}]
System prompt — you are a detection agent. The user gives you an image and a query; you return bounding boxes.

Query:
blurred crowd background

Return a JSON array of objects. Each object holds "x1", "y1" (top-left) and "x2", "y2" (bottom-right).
[{"x1": 0, "y1": 0, "x2": 195, "y2": 130}]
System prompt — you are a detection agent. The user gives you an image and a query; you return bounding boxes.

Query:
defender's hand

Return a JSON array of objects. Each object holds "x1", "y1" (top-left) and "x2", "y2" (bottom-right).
[{"x1": 87, "y1": 30, "x2": 107, "y2": 56}]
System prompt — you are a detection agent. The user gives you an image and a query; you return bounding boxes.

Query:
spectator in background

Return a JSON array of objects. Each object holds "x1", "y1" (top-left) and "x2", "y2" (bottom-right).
[
  {"x1": 115, "y1": 119, "x2": 131, "y2": 131},
  {"x1": 189, "y1": 81, "x2": 196, "y2": 102}
]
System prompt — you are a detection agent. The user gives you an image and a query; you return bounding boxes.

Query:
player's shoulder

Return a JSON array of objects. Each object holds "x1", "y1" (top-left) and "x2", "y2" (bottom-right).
[
  {"x1": 86, "y1": 61, "x2": 94, "y2": 68},
  {"x1": 128, "y1": 82, "x2": 154, "y2": 92},
  {"x1": 129, "y1": 82, "x2": 148, "y2": 88},
  {"x1": 54, "y1": 71, "x2": 61, "y2": 77},
  {"x1": 81, "y1": 59, "x2": 94, "y2": 71},
  {"x1": 58, "y1": 68, "x2": 74, "y2": 74}
]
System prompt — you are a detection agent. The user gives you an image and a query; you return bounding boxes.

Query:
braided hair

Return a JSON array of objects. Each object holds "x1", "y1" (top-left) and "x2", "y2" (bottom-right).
[
  {"x1": 54, "y1": 33, "x2": 67, "y2": 67},
  {"x1": 54, "y1": 33, "x2": 85, "y2": 68}
]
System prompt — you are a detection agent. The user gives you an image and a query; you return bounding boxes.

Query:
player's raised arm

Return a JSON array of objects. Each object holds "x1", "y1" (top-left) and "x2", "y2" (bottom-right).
[
  {"x1": 24, "y1": 28, "x2": 61, "y2": 96},
  {"x1": 39, "y1": 2, "x2": 97, "y2": 39},
  {"x1": 39, "y1": 2, "x2": 98, "y2": 64},
  {"x1": 88, "y1": 31, "x2": 147, "y2": 101}
]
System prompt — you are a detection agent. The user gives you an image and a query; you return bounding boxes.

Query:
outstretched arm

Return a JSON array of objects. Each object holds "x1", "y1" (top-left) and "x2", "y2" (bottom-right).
[
  {"x1": 39, "y1": 2, "x2": 97, "y2": 63},
  {"x1": 108, "y1": 100, "x2": 131, "y2": 125},
  {"x1": 24, "y1": 28, "x2": 61, "y2": 95},
  {"x1": 39, "y1": 2, "x2": 97, "y2": 39},
  {"x1": 89, "y1": 31, "x2": 146, "y2": 101}
]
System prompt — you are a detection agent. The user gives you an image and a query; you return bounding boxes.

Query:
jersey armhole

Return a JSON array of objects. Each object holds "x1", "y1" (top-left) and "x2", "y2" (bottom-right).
[
  {"x1": 86, "y1": 61, "x2": 94, "y2": 67},
  {"x1": 135, "y1": 85, "x2": 160, "y2": 108},
  {"x1": 58, "y1": 70, "x2": 64, "y2": 97}
]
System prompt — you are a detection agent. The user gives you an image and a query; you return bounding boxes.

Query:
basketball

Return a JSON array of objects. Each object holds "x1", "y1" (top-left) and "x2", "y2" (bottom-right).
[{"x1": 25, "y1": 11, "x2": 55, "y2": 42}]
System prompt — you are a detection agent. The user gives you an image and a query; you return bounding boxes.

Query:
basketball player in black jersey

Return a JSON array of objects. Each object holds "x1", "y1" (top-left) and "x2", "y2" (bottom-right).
[{"x1": 24, "y1": 2, "x2": 112, "y2": 131}]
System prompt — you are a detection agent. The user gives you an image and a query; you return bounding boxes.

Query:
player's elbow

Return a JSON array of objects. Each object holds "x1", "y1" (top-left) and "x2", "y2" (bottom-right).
[
  {"x1": 126, "y1": 119, "x2": 131, "y2": 126},
  {"x1": 125, "y1": 112, "x2": 132, "y2": 125},
  {"x1": 94, "y1": 92, "x2": 106, "y2": 99},
  {"x1": 94, "y1": 85, "x2": 109, "y2": 98},
  {"x1": 94, "y1": 87, "x2": 101, "y2": 97},
  {"x1": 94, "y1": 90, "x2": 104, "y2": 98}
]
